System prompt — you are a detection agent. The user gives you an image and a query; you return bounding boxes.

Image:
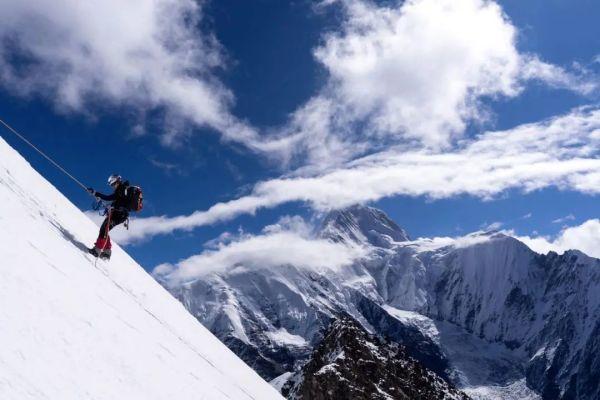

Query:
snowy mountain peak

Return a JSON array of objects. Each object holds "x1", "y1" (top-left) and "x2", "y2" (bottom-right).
[
  {"x1": 170, "y1": 199, "x2": 600, "y2": 399},
  {"x1": 0, "y1": 137, "x2": 283, "y2": 400},
  {"x1": 473, "y1": 230, "x2": 532, "y2": 250},
  {"x1": 319, "y1": 205, "x2": 409, "y2": 247}
]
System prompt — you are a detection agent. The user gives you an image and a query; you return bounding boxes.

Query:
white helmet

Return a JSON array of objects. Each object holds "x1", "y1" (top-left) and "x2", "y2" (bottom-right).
[{"x1": 107, "y1": 174, "x2": 121, "y2": 187}]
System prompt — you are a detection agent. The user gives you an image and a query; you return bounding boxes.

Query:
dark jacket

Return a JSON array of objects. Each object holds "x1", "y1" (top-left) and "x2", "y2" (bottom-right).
[{"x1": 95, "y1": 181, "x2": 130, "y2": 212}]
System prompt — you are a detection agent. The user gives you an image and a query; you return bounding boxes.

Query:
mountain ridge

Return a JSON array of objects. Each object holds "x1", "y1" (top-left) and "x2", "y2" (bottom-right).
[
  {"x1": 166, "y1": 203, "x2": 599, "y2": 399},
  {"x1": 284, "y1": 315, "x2": 469, "y2": 400},
  {"x1": 319, "y1": 204, "x2": 410, "y2": 247}
]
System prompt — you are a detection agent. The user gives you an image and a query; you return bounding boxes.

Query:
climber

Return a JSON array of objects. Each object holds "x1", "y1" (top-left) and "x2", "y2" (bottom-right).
[{"x1": 86, "y1": 174, "x2": 132, "y2": 260}]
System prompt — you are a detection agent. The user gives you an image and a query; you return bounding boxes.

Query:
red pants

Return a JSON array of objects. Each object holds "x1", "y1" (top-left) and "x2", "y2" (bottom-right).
[{"x1": 95, "y1": 209, "x2": 128, "y2": 250}]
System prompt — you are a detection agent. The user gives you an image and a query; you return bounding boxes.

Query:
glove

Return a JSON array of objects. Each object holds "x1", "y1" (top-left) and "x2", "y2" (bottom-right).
[{"x1": 87, "y1": 187, "x2": 96, "y2": 195}]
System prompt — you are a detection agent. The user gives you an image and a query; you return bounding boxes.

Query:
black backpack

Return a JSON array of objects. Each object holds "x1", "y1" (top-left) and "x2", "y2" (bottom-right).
[{"x1": 124, "y1": 185, "x2": 143, "y2": 212}]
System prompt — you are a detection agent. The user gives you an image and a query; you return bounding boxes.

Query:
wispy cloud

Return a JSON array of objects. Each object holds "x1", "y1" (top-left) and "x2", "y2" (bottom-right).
[
  {"x1": 521, "y1": 56, "x2": 598, "y2": 95},
  {"x1": 552, "y1": 214, "x2": 576, "y2": 224},
  {"x1": 101, "y1": 107, "x2": 600, "y2": 245},
  {"x1": 0, "y1": 0, "x2": 294, "y2": 155},
  {"x1": 153, "y1": 216, "x2": 368, "y2": 286},
  {"x1": 148, "y1": 158, "x2": 183, "y2": 176},
  {"x1": 153, "y1": 216, "x2": 600, "y2": 289},
  {"x1": 482, "y1": 221, "x2": 504, "y2": 231}
]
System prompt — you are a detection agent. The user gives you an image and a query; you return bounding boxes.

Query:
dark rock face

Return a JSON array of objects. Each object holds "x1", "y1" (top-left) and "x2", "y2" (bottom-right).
[
  {"x1": 286, "y1": 316, "x2": 469, "y2": 400},
  {"x1": 356, "y1": 294, "x2": 450, "y2": 380},
  {"x1": 525, "y1": 252, "x2": 600, "y2": 400},
  {"x1": 525, "y1": 339, "x2": 569, "y2": 399},
  {"x1": 561, "y1": 321, "x2": 600, "y2": 400},
  {"x1": 223, "y1": 336, "x2": 294, "y2": 380}
]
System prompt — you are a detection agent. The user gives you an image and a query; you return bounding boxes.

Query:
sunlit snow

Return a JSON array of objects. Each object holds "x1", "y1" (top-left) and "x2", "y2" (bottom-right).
[{"x1": 0, "y1": 137, "x2": 283, "y2": 400}]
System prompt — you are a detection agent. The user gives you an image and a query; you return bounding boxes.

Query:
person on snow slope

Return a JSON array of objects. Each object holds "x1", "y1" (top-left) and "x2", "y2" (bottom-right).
[{"x1": 87, "y1": 174, "x2": 131, "y2": 259}]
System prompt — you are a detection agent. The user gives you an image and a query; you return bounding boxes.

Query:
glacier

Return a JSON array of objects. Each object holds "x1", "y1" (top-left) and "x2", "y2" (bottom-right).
[{"x1": 0, "y1": 136, "x2": 283, "y2": 400}]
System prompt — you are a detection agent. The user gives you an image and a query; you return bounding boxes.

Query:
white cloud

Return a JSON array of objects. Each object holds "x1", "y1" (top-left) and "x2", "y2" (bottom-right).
[
  {"x1": 482, "y1": 221, "x2": 504, "y2": 231},
  {"x1": 19, "y1": 0, "x2": 594, "y2": 246},
  {"x1": 101, "y1": 106, "x2": 599, "y2": 245},
  {"x1": 152, "y1": 216, "x2": 367, "y2": 286},
  {"x1": 513, "y1": 219, "x2": 600, "y2": 258},
  {"x1": 406, "y1": 232, "x2": 493, "y2": 252},
  {"x1": 0, "y1": 0, "x2": 594, "y2": 164},
  {"x1": 521, "y1": 56, "x2": 598, "y2": 95},
  {"x1": 316, "y1": 0, "x2": 521, "y2": 148},
  {"x1": 282, "y1": 0, "x2": 598, "y2": 165},
  {"x1": 552, "y1": 214, "x2": 575, "y2": 224},
  {"x1": 0, "y1": 0, "x2": 287, "y2": 152}
]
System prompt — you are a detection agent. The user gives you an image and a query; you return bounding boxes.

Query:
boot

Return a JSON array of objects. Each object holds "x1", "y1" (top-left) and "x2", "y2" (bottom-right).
[
  {"x1": 99, "y1": 248, "x2": 112, "y2": 260},
  {"x1": 88, "y1": 246, "x2": 101, "y2": 257},
  {"x1": 90, "y1": 237, "x2": 111, "y2": 259}
]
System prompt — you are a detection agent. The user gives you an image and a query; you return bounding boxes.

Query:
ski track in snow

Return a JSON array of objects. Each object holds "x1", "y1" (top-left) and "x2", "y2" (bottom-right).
[{"x1": 0, "y1": 137, "x2": 283, "y2": 400}]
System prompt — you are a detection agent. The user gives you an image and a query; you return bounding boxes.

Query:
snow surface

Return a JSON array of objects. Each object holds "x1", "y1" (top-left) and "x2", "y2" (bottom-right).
[
  {"x1": 382, "y1": 305, "x2": 441, "y2": 342},
  {"x1": 0, "y1": 136, "x2": 283, "y2": 400},
  {"x1": 465, "y1": 379, "x2": 540, "y2": 400},
  {"x1": 265, "y1": 328, "x2": 308, "y2": 347},
  {"x1": 269, "y1": 372, "x2": 294, "y2": 392}
]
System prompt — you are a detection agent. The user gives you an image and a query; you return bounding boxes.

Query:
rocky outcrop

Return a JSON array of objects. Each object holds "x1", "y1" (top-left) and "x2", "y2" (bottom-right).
[{"x1": 285, "y1": 316, "x2": 469, "y2": 400}]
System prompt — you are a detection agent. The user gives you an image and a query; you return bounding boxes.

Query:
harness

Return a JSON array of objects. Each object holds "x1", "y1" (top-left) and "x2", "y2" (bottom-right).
[{"x1": 92, "y1": 200, "x2": 130, "y2": 230}]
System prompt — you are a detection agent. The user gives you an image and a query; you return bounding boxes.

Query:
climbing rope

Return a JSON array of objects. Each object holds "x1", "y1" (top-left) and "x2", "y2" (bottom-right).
[{"x1": 0, "y1": 117, "x2": 90, "y2": 192}]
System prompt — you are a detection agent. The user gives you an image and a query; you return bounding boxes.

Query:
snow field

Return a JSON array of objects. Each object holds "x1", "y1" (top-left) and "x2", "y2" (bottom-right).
[{"x1": 0, "y1": 137, "x2": 283, "y2": 400}]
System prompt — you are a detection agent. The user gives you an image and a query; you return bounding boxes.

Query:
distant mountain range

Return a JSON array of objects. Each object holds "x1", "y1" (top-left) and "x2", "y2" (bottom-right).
[{"x1": 161, "y1": 205, "x2": 600, "y2": 400}]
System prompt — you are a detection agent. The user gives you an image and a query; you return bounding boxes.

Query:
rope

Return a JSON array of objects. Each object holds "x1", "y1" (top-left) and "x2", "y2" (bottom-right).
[{"x1": 0, "y1": 117, "x2": 89, "y2": 192}]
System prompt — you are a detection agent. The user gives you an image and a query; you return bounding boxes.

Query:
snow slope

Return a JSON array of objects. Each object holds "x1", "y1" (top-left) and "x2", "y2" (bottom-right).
[{"x1": 0, "y1": 136, "x2": 283, "y2": 400}]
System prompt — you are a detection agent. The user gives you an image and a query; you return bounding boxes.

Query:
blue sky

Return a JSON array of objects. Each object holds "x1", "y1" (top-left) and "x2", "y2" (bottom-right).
[{"x1": 0, "y1": 0, "x2": 598, "y2": 271}]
